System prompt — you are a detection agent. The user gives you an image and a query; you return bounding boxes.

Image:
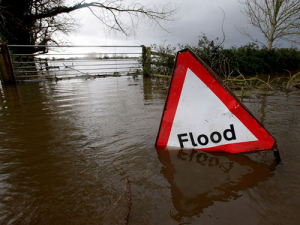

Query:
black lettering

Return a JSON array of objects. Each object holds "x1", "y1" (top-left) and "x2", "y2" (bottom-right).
[
  {"x1": 223, "y1": 124, "x2": 236, "y2": 141},
  {"x1": 197, "y1": 134, "x2": 209, "y2": 145},
  {"x1": 189, "y1": 132, "x2": 198, "y2": 147},
  {"x1": 178, "y1": 133, "x2": 188, "y2": 148},
  {"x1": 210, "y1": 132, "x2": 222, "y2": 143}
]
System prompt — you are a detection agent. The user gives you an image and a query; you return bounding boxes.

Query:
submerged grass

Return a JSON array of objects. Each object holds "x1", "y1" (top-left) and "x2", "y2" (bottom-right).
[
  {"x1": 286, "y1": 72, "x2": 300, "y2": 90},
  {"x1": 153, "y1": 71, "x2": 300, "y2": 93},
  {"x1": 224, "y1": 73, "x2": 300, "y2": 92}
]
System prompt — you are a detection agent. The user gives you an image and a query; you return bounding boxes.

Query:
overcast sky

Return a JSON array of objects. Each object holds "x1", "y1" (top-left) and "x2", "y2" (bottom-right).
[{"x1": 63, "y1": 0, "x2": 297, "y2": 49}]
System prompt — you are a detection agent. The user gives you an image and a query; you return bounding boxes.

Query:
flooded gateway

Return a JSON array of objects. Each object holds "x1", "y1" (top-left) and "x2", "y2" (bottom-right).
[{"x1": 0, "y1": 76, "x2": 299, "y2": 224}]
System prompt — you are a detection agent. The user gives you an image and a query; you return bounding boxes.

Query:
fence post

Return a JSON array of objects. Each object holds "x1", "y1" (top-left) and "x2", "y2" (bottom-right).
[
  {"x1": 142, "y1": 45, "x2": 151, "y2": 77},
  {"x1": 0, "y1": 43, "x2": 15, "y2": 84}
]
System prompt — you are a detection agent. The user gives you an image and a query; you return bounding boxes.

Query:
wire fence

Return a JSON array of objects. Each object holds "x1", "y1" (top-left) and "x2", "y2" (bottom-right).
[{"x1": 7, "y1": 45, "x2": 143, "y2": 81}]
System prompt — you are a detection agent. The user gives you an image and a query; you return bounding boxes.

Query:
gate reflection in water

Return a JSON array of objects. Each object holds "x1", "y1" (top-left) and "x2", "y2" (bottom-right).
[{"x1": 0, "y1": 77, "x2": 300, "y2": 224}]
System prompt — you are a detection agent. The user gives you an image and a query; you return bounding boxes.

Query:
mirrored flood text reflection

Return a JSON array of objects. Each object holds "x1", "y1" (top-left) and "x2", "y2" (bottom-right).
[{"x1": 157, "y1": 149, "x2": 274, "y2": 220}]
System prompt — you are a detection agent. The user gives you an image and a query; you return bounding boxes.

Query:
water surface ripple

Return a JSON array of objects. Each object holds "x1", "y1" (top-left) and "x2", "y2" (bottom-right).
[{"x1": 0, "y1": 77, "x2": 299, "y2": 224}]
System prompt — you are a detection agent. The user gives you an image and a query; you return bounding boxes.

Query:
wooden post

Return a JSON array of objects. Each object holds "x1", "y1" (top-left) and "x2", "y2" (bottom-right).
[
  {"x1": 0, "y1": 43, "x2": 15, "y2": 84},
  {"x1": 142, "y1": 45, "x2": 151, "y2": 78}
]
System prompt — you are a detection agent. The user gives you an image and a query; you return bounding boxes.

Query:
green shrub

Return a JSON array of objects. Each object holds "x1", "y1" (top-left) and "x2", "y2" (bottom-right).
[
  {"x1": 150, "y1": 34, "x2": 300, "y2": 78},
  {"x1": 191, "y1": 35, "x2": 300, "y2": 77}
]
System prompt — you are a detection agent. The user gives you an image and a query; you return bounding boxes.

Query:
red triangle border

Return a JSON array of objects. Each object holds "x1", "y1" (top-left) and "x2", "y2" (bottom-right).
[{"x1": 156, "y1": 49, "x2": 276, "y2": 153}]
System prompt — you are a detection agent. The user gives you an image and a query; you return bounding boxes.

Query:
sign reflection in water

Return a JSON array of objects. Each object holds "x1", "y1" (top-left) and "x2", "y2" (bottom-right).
[{"x1": 157, "y1": 149, "x2": 275, "y2": 220}]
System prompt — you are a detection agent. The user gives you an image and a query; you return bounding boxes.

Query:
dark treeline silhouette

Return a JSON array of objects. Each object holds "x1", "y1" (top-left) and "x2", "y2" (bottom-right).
[{"x1": 153, "y1": 34, "x2": 300, "y2": 77}]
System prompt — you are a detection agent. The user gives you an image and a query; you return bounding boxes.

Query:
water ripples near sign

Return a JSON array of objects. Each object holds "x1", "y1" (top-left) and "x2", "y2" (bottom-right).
[{"x1": 0, "y1": 77, "x2": 299, "y2": 224}]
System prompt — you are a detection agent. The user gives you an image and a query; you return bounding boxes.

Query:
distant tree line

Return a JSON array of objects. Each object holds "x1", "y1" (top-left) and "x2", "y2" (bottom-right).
[
  {"x1": 152, "y1": 34, "x2": 300, "y2": 77},
  {"x1": 151, "y1": 0, "x2": 300, "y2": 77},
  {"x1": 188, "y1": 35, "x2": 300, "y2": 77}
]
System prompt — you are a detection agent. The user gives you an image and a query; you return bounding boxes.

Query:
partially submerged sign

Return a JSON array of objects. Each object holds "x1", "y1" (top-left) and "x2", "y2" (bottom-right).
[{"x1": 156, "y1": 48, "x2": 278, "y2": 154}]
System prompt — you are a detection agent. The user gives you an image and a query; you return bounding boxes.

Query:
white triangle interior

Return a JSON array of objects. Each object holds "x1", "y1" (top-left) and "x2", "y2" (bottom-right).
[{"x1": 167, "y1": 68, "x2": 258, "y2": 149}]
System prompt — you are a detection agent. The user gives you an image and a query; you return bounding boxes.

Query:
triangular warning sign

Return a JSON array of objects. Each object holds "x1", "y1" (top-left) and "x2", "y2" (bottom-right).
[{"x1": 156, "y1": 48, "x2": 277, "y2": 153}]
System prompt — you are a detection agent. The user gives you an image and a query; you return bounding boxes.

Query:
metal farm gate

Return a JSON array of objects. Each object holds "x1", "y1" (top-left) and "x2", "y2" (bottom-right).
[{"x1": 7, "y1": 45, "x2": 143, "y2": 81}]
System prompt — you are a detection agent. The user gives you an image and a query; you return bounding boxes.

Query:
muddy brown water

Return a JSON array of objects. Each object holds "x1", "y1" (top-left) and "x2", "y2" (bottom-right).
[{"x1": 0, "y1": 76, "x2": 300, "y2": 224}]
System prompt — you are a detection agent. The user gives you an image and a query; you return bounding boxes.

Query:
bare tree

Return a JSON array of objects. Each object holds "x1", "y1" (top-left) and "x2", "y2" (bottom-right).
[
  {"x1": 240, "y1": 0, "x2": 300, "y2": 50},
  {"x1": 0, "y1": 0, "x2": 177, "y2": 53}
]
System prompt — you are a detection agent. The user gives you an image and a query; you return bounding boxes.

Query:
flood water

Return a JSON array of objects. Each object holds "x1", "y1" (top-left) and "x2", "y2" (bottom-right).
[{"x1": 0, "y1": 76, "x2": 300, "y2": 224}]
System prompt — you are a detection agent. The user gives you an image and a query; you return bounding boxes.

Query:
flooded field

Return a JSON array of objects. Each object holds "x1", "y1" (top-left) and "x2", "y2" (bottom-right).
[{"x1": 0, "y1": 76, "x2": 300, "y2": 224}]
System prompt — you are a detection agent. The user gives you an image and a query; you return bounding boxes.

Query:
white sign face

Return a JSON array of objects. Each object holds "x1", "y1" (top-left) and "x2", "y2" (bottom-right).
[
  {"x1": 156, "y1": 49, "x2": 276, "y2": 153},
  {"x1": 167, "y1": 68, "x2": 257, "y2": 149}
]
